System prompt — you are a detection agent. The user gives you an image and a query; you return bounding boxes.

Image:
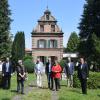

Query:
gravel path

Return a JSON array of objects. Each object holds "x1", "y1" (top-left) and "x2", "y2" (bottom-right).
[{"x1": 12, "y1": 74, "x2": 59, "y2": 100}]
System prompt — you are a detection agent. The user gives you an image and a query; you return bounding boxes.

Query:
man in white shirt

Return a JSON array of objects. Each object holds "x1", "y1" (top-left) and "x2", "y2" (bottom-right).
[{"x1": 34, "y1": 59, "x2": 44, "y2": 87}]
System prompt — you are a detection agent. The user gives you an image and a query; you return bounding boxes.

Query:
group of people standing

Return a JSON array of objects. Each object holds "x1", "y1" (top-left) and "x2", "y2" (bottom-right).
[
  {"x1": 0, "y1": 57, "x2": 12, "y2": 89},
  {"x1": 0, "y1": 58, "x2": 26, "y2": 94},
  {"x1": 44, "y1": 57, "x2": 89, "y2": 94},
  {"x1": 45, "y1": 58, "x2": 62, "y2": 91},
  {"x1": 34, "y1": 58, "x2": 62, "y2": 91},
  {"x1": 0, "y1": 56, "x2": 89, "y2": 95}
]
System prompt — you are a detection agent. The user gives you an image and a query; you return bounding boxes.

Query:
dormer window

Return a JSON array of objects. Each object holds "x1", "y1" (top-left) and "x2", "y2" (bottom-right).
[
  {"x1": 40, "y1": 25, "x2": 44, "y2": 32},
  {"x1": 51, "y1": 25, "x2": 55, "y2": 32},
  {"x1": 46, "y1": 14, "x2": 49, "y2": 20}
]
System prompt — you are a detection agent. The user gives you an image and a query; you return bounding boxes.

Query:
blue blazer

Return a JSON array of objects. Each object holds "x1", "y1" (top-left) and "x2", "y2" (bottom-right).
[
  {"x1": 2, "y1": 62, "x2": 12, "y2": 75},
  {"x1": 78, "y1": 63, "x2": 89, "y2": 79},
  {"x1": 65, "y1": 62, "x2": 74, "y2": 75}
]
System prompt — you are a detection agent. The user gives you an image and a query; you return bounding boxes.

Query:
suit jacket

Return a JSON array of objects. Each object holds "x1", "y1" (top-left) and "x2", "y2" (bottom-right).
[
  {"x1": 65, "y1": 62, "x2": 74, "y2": 76},
  {"x1": 2, "y1": 61, "x2": 12, "y2": 75},
  {"x1": 16, "y1": 65, "x2": 26, "y2": 80},
  {"x1": 78, "y1": 63, "x2": 89, "y2": 80}
]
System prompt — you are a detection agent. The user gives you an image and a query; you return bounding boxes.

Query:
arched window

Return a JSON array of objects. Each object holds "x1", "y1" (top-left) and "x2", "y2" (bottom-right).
[
  {"x1": 40, "y1": 25, "x2": 44, "y2": 32},
  {"x1": 37, "y1": 39, "x2": 46, "y2": 48},
  {"x1": 46, "y1": 14, "x2": 49, "y2": 20},
  {"x1": 48, "y1": 39, "x2": 57, "y2": 48}
]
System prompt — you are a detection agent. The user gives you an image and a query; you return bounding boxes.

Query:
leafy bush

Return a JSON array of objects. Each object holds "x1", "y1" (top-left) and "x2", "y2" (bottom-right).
[
  {"x1": 73, "y1": 72, "x2": 81, "y2": 88},
  {"x1": 59, "y1": 60, "x2": 66, "y2": 68},
  {"x1": 87, "y1": 72, "x2": 100, "y2": 89},
  {"x1": 23, "y1": 55, "x2": 33, "y2": 61},
  {"x1": 23, "y1": 59, "x2": 35, "y2": 73},
  {"x1": 73, "y1": 71, "x2": 100, "y2": 89}
]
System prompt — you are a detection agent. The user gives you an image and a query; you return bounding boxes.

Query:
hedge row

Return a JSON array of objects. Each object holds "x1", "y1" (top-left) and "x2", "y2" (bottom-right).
[{"x1": 73, "y1": 71, "x2": 100, "y2": 89}]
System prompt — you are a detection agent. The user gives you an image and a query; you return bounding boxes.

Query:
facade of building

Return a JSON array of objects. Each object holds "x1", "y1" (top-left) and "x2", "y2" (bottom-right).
[{"x1": 31, "y1": 9, "x2": 64, "y2": 63}]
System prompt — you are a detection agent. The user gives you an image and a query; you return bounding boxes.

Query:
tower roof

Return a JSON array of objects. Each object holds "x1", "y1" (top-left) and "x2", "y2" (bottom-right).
[
  {"x1": 32, "y1": 8, "x2": 63, "y2": 34},
  {"x1": 38, "y1": 8, "x2": 57, "y2": 22}
]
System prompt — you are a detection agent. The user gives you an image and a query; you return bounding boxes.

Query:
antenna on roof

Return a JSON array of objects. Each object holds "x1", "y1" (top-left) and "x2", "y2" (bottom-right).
[{"x1": 46, "y1": 0, "x2": 49, "y2": 10}]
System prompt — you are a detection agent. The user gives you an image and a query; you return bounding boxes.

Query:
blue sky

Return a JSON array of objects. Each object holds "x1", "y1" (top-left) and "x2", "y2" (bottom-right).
[{"x1": 9, "y1": 0, "x2": 85, "y2": 49}]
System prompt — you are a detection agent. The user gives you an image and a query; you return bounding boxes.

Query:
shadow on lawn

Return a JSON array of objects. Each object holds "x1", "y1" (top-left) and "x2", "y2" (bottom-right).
[
  {"x1": 29, "y1": 84, "x2": 48, "y2": 89},
  {"x1": 97, "y1": 94, "x2": 100, "y2": 97},
  {"x1": 60, "y1": 84, "x2": 67, "y2": 87},
  {"x1": 10, "y1": 90, "x2": 17, "y2": 93},
  {"x1": 1, "y1": 98, "x2": 10, "y2": 100},
  {"x1": 68, "y1": 88, "x2": 81, "y2": 94}
]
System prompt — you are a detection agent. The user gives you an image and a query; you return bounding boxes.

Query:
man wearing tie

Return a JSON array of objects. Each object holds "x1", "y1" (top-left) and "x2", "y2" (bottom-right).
[
  {"x1": 65, "y1": 57, "x2": 74, "y2": 87},
  {"x1": 2, "y1": 57, "x2": 12, "y2": 89},
  {"x1": 77, "y1": 57, "x2": 89, "y2": 94}
]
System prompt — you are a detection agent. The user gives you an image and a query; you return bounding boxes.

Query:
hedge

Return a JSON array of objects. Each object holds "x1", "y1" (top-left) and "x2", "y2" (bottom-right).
[
  {"x1": 23, "y1": 59, "x2": 35, "y2": 73},
  {"x1": 73, "y1": 71, "x2": 100, "y2": 89}
]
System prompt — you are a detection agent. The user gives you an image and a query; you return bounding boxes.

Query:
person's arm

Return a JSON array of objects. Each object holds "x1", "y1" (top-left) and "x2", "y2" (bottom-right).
[{"x1": 72, "y1": 63, "x2": 74, "y2": 74}]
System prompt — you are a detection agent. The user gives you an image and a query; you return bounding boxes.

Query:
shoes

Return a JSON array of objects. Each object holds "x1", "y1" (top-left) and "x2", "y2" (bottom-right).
[
  {"x1": 52, "y1": 89, "x2": 55, "y2": 91},
  {"x1": 21, "y1": 92, "x2": 25, "y2": 95}
]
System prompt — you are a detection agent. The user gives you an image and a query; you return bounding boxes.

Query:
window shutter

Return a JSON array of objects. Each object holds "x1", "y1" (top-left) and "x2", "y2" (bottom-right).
[
  {"x1": 55, "y1": 40, "x2": 57, "y2": 48},
  {"x1": 48, "y1": 40, "x2": 50, "y2": 48},
  {"x1": 44, "y1": 40, "x2": 46, "y2": 48},
  {"x1": 37, "y1": 40, "x2": 39, "y2": 48}
]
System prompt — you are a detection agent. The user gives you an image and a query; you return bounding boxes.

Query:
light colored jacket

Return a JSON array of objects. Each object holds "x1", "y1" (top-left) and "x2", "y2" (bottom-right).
[{"x1": 34, "y1": 62, "x2": 43, "y2": 74}]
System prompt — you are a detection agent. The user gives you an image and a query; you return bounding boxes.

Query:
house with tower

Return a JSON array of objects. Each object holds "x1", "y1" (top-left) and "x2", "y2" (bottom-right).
[{"x1": 31, "y1": 8, "x2": 64, "y2": 63}]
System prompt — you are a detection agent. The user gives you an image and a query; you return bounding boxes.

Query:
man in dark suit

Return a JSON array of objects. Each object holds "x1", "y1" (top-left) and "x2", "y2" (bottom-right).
[
  {"x1": 45, "y1": 58, "x2": 52, "y2": 89},
  {"x1": 78, "y1": 57, "x2": 89, "y2": 94},
  {"x1": 2, "y1": 57, "x2": 12, "y2": 89},
  {"x1": 65, "y1": 57, "x2": 74, "y2": 87}
]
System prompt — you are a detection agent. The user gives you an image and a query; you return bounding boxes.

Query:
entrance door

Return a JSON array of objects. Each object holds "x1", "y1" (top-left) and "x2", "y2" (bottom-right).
[
  {"x1": 39, "y1": 56, "x2": 46, "y2": 64},
  {"x1": 50, "y1": 56, "x2": 57, "y2": 63}
]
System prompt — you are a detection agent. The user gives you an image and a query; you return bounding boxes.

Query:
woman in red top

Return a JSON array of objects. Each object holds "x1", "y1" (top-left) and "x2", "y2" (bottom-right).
[{"x1": 51, "y1": 60, "x2": 62, "y2": 91}]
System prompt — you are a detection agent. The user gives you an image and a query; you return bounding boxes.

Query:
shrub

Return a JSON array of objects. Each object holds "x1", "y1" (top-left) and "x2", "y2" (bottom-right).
[
  {"x1": 23, "y1": 55, "x2": 33, "y2": 61},
  {"x1": 23, "y1": 59, "x2": 35, "y2": 73},
  {"x1": 59, "y1": 60, "x2": 66, "y2": 68},
  {"x1": 73, "y1": 72, "x2": 81, "y2": 88},
  {"x1": 87, "y1": 72, "x2": 100, "y2": 89},
  {"x1": 73, "y1": 71, "x2": 100, "y2": 89}
]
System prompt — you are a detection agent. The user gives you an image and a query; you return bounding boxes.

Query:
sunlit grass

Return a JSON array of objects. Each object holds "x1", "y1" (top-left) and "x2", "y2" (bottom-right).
[{"x1": 58, "y1": 80, "x2": 100, "y2": 100}]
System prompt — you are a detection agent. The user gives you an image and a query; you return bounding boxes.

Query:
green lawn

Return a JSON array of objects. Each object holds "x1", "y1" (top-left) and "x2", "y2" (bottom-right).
[
  {"x1": 58, "y1": 80, "x2": 100, "y2": 100},
  {"x1": 0, "y1": 73, "x2": 34, "y2": 100},
  {"x1": 0, "y1": 74, "x2": 99, "y2": 100}
]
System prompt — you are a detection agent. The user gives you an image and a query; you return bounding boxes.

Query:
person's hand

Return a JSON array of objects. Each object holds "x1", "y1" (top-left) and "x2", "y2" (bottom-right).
[
  {"x1": 87, "y1": 77, "x2": 89, "y2": 80},
  {"x1": 2, "y1": 74, "x2": 4, "y2": 76}
]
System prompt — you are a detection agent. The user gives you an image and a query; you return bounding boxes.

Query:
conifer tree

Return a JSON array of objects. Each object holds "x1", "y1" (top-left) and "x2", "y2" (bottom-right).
[
  {"x1": 66, "y1": 32, "x2": 79, "y2": 52},
  {"x1": 11, "y1": 31, "x2": 25, "y2": 63},
  {"x1": 0, "y1": 0, "x2": 12, "y2": 58}
]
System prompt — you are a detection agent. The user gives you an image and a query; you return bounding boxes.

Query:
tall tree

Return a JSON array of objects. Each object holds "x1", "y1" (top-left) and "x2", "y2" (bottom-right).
[
  {"x1": 78, "y1": 0, "x2": 100, "y2": 67},
  {"x1": 78, "y1": 0, "x2": 100, "y2": 39},
  {"x1": 0, "y1": 0, "x2": 12, "y2": 58},
  {"x1": 11, "y1": 31, "x2": 25, "y2": 63},
  {"x1": 66, "y1": 32, "x2": 79, "y2": 52}
]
